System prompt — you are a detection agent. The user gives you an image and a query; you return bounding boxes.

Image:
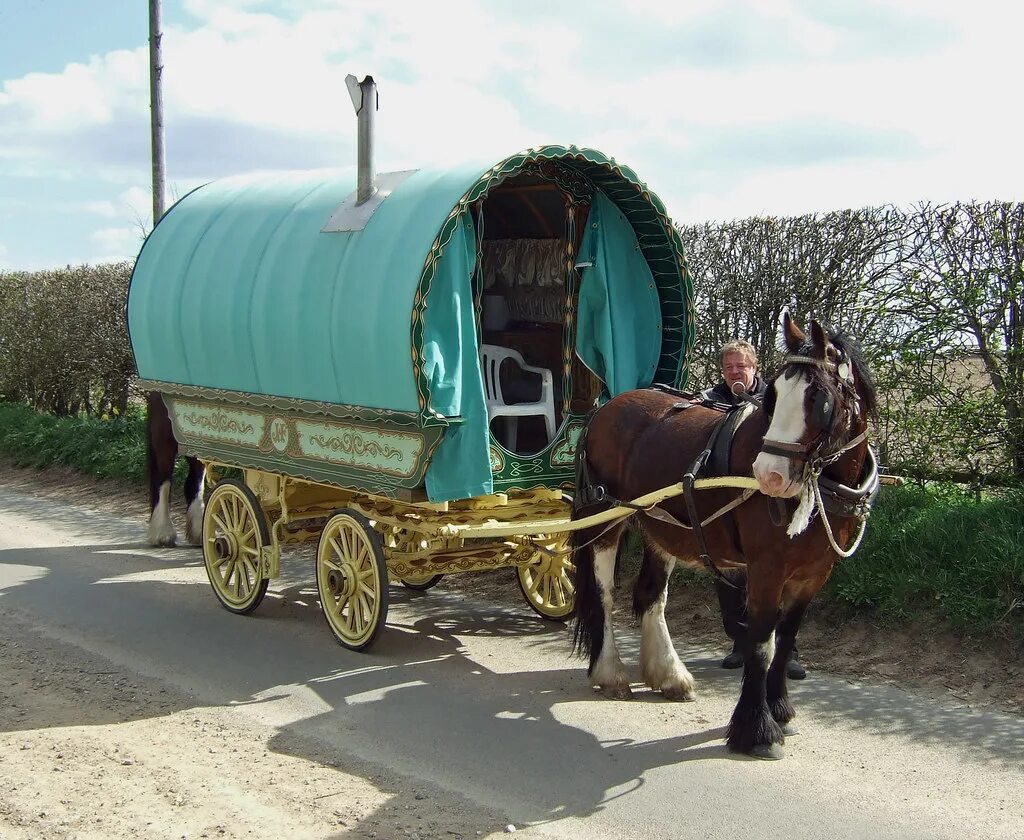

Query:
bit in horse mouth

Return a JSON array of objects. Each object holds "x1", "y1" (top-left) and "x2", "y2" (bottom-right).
[{"x1": 758, "y1": 480, "x2": 802, "y2": 499}]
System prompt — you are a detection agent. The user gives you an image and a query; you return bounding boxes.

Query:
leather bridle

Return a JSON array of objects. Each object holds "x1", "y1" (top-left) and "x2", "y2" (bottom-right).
[{"x1": 760, "y1": 353, "x2": 864, "y2": 474}]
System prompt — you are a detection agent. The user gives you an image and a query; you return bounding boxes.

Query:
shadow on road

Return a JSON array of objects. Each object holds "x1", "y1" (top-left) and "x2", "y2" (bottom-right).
[{"x1": 1, "y1": 492, "x2": 1022, "y2": 836}]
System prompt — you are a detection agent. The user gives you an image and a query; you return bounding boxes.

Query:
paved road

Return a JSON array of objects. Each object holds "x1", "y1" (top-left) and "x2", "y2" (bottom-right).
[{"x1": 0, "y1": 483, "x2": 1021, "y2": 840}]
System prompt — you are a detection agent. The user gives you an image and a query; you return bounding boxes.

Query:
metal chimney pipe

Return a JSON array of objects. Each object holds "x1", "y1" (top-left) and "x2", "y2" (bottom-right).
[{"x1": 345, "y1": 74, "x2": 377, "y2": 205}]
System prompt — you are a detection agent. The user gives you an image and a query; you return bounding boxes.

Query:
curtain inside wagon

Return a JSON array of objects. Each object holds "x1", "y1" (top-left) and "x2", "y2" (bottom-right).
[
  {"x1": 421, "y1": 214, "x2": 494, "y2": 501},
  {"x1": 574, "y1": 190, "x2": 662, "y2": 398}
]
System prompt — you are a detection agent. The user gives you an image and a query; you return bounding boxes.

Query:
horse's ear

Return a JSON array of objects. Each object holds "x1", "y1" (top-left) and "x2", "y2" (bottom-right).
[
  {"x1": 810, "y1": 319, "x2": 838, "y2": 362},
  {"x1": 783, "y1": 311, "x2": 805, "y2": 352}
]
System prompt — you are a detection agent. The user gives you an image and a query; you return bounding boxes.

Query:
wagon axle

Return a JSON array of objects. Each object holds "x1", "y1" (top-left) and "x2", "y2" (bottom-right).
[{"x1": 325, "y1": 566, "x2": 353, "y2": 600}]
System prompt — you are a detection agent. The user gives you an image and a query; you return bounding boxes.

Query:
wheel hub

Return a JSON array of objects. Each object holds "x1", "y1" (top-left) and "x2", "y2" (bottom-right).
[
  {"x1": 327, "y1": 566, "x2": 354, "y2": 599},
  {"x1": 214, "y1": 534, "x2": 236, "y2": 560}
]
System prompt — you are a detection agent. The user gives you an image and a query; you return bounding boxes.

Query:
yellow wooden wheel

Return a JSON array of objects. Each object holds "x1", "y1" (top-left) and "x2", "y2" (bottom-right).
[
  {"x1": 201, "y1": 479, "x2": 270, "y2": 615},
  {"x1": 317, "y1": 510, "x2": 389, "y2": 651},
  {"x1": 382, "y1": 526, "x2": 444, "y2": 591},
  {"x1": 517, "y1": 534, "x2": 575, "y2": 621},
  {"x1": 400, "y1": 570, "x2": 445, "y2": 591}
]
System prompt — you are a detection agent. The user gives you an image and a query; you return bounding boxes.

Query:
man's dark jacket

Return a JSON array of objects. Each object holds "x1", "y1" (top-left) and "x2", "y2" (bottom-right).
[{"x1": 700, "y1": 375, "x2": 767, "y2": 406}]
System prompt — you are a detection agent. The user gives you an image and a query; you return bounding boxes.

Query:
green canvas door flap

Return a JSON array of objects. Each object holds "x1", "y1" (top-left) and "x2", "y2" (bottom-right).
[
  {"x1": 422, "y1": 213, "x2": 494, "y2": 502},
  {"x1": 574, "y1": 191, "x2": 663, "y2": 398}
]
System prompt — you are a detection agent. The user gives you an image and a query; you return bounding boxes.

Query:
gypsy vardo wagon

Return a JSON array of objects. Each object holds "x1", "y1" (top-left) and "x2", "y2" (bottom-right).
[{"x1": 128, "y1": 93, "x2": 696, "y2": 651}]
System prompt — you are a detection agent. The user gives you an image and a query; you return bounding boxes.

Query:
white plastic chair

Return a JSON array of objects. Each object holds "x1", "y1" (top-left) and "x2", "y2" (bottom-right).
[{"x1": 479, "y1": 344, "x2": 557, "y2": 451}]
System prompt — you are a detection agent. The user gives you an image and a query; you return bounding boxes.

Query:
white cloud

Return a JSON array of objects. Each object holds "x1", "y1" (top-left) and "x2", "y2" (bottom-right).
[
  {"x1": 90, "y1": 225, "x2": 143, "y2": 263},
  {"x1": 117, "y1": 186, "x2": 154, "y2": 227},
  {"x1": 81, "y1": 200, "x2": 118, "y2": 218},
  {"x1": 1, "y1": 0, "x2": 1023, "y2": 273},
  {"x1": 0, "y1": 47, "x2": 146, "y2": 132}
]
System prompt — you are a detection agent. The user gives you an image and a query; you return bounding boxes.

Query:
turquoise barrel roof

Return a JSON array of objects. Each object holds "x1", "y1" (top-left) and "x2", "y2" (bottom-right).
[
  {"x1": 128, "y1": 145, "x2": 695, "y2": 420},
  {"x1": 129, "y1": 162, "x2": 492, "y2": 414}
]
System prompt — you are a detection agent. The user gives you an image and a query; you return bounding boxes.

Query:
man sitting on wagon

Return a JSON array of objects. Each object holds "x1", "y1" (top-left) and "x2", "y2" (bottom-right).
[{"x1": 704, "y1": 340, "x2": 807, "y2": 681}]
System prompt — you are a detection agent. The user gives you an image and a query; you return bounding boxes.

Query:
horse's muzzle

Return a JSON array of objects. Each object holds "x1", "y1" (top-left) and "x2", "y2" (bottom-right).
[{"x1": 753, "y1": 455, "x2": 803, "y2": 498}]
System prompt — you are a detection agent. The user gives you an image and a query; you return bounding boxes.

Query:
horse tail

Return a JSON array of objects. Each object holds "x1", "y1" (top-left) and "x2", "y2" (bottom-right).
[
  {"x1": 146, "y1": 391, "x2": 160, "y2": 511},
  {"x1": 570, "y1": 510, "x2": 607, "y2": 675},
  {"x1": 570, "y1": 411, "x2": 611, "y2": 674}
]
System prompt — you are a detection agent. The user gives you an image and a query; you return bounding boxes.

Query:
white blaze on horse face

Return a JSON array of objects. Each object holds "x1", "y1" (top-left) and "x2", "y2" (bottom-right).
[
  {"x1": 147, "y1": 481, "x2": 177, "y2": 547},
  {"x1": 753, "y1": 373, "x2": 810, "y2": 498}
]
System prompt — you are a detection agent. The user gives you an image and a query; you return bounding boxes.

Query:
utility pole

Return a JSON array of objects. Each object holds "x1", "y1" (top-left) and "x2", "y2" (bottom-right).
[{"x1": 149, "y1": 0, "x2": 166, "y2": 226}]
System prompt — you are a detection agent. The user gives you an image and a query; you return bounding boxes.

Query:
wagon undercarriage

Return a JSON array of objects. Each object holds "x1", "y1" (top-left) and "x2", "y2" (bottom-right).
[{"x1": 200, "y1": 462, "x2": 578, "y2": 649}]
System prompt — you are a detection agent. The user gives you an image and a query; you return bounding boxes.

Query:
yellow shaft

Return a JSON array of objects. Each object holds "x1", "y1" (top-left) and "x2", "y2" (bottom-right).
[{"x1": 442, "y1": 476, "x2": 761, "y2": 539}]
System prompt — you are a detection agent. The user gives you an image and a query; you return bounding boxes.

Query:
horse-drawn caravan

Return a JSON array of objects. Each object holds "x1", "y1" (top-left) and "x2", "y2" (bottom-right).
[
  {"x1": 129, "y1": 78, "x2": 881, "y2": 758},
  {"x1": 128, "y1": 124, "x2": 696, "y2": 650}
]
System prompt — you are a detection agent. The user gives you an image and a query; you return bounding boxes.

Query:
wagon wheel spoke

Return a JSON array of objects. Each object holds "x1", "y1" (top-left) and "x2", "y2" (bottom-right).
[
  {"x1": 351, "y1": 593, "x2": 368, "y2": 633},
  {"x1": 327, "y1": 536, "x2": 345, "y2": 562},
  {"x1": 201, "y1": 481, "x2": 270, "y2": 616},
  {"x1": 316, "y1": 512, "x2": 389, "y2": 651},
  {"x1": 339, "y1": 528, "x2": 355, "y2": 561},
  {"x1": 517, "y1": 536, "x2": 574, "y2": 621},
  {"x1": 342, "y1": 599, "x2": 356, "y2": 631},
  {"x1": 542, "y1": 574, "x2": 553, "y2": 607},
  {"x1": 239, "y1": 554, "x2": 260, "y2": 580},
  {"x1": 216, "y1": 558, "x2": 233, "y2": 586},
  {"x1": 233, "y1": 565, "x2": 247, "y2": 598},
  {"x1": 212, "y1": 512, "x2": 231, "y2": 536}
]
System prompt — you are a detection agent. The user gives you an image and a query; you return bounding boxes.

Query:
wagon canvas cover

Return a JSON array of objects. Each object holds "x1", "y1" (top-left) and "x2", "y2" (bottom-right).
[{"x1": 128, "y1": 146, "x2": 693, "y2": 501}]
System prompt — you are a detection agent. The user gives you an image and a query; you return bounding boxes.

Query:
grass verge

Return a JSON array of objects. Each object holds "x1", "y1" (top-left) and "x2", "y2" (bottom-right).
[
  {"x1": 0, "y1": 401, "x2": 147, "y2": 483},
  {"x1": 826, "y1": 483, "x2": 1023, "y2": 640}
]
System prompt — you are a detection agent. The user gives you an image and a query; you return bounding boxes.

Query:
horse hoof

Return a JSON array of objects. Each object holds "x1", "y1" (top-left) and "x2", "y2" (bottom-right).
[
  {"x1": 750, "y1": 743, "x2": 785, "y2": 761},
  {"x1": 662, "y1": 684, "x2": 697, "y2": 702},
  {"x1": 781, "y1": 722, "x2": 800, "y2": 736},
  {"x1": 599, "y1": 684, "x2": 633, "y2": 700}
]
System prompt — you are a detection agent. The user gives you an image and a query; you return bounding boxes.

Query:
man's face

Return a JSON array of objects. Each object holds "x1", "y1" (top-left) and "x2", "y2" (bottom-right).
[{"x1": 721, "y1": 351, "x2": 756, "y2": 394}]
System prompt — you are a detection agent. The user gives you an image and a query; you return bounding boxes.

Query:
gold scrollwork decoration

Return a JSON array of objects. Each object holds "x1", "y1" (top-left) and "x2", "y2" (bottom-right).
[
  {"x1": 308, "y1": 431, "x2": 404, "y2": 461},
  {"x1": 182, "y1": 410, "x2": 255, "y2": 436}
]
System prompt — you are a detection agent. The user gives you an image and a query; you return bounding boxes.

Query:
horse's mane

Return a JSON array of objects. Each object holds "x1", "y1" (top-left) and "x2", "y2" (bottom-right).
[
  {"x1": 828, "y1": 328, "x2": 878, "y2": 419},
  {"x1": 776, "y1": 325, "x2": 878, "y2": 421}
]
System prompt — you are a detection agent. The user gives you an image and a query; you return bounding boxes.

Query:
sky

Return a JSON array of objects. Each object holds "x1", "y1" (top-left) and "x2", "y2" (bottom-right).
[{"x1": 0, "y1": 0, "x2": 1021, "y2": 271}]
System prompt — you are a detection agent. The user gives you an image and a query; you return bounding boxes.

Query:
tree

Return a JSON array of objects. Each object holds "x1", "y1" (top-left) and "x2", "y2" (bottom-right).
[
  {"x1": 887, "y1": 201, "x2": 1024, "y2": 482},
  {"x1": 678, "y1": 208, "x2": 901, "y2": 384}
]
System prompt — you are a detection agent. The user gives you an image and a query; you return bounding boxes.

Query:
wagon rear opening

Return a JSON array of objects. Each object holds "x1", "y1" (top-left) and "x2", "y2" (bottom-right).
[{"x1": 476, "y1": 171, "x2": 600, "y2": 457}]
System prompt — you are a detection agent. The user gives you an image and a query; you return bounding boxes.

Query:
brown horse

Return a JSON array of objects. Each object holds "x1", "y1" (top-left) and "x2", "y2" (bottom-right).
[
  {"x1": 571, "y1": 314, "x2": 877, "y2": 759},
  {"x1": 146, "y1": 392, "x2": 205, "y2": 547}
]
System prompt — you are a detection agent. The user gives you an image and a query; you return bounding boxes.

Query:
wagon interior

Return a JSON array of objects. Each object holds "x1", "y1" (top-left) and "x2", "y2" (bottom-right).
[{"x1": 476, "y1": 173, "x2": 602, "y2": 456}]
